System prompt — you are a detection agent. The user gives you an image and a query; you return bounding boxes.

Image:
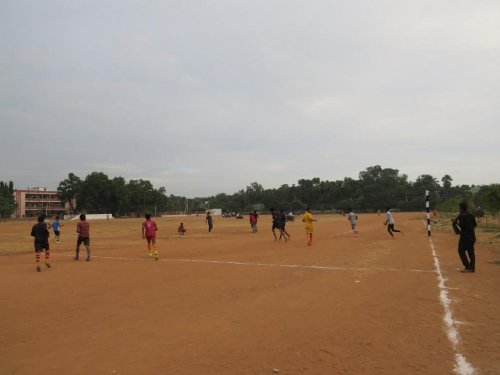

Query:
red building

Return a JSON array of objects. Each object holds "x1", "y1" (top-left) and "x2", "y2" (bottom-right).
[{"x1": 13, "y1": 187, "x2": 69, "y2": 218}]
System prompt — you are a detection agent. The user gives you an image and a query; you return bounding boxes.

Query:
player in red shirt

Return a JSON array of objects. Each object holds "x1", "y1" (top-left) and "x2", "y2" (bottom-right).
[
  {"x1": 75, "y1": 213, "x2": 91, "y2": 261},
  {"x1": 142, "y1": 213, "x2": 159, "y2": 260}
]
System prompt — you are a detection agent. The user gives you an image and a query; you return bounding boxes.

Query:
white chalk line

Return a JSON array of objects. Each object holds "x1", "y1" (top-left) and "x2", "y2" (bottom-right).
[
  {"x1": 53, "y1": 253, "x2": 434, "y2": 274},
  {"x1": 427, "y1": 234, "x2": 475, "y2": 375}
]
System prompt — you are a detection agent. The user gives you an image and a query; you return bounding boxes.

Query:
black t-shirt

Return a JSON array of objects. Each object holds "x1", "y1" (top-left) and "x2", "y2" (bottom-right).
[
  {"x1": 31, "y1": 222, "x2": 49, "y2": 243},
  {"x1": 453, "y1": 212, "x2": 477, "y2": 241}
]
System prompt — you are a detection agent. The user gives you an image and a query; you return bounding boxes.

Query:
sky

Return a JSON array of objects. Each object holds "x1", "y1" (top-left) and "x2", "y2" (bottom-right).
[{"x1": 1, "y1": 0, "x2": 499, "y2": 197}]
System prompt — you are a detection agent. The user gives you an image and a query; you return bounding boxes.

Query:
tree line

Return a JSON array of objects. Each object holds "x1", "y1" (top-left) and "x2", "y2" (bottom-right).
[
  {"x1": 55, "y1": 165, "x2": 500, "y2": 217},
  {"x1": 1, "y1": 165, "x2": 499, "y2": 218}
]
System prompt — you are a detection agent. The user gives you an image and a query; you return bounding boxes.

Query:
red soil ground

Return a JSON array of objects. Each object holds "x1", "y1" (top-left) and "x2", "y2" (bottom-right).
[{"x1": 0, "y1": 213, "x2": 499, "y2": 374}]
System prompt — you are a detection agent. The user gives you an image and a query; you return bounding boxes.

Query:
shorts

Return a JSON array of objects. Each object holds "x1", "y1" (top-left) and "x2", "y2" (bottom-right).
[
  {"x1": 351, "y1": 223, "x2": 356, "y2": 230},
  {"x1": 34, "y1": 241, "x2": 50, "y2": 252},
  {"x1": 305, "y1": 226, "x2": 313, "y2": 234},
  {"x1": 77, "y1": 237, "x2": 90, "y2": 246},
  {"x1": 145, "y1": 235, "x2": 156, "y2": 242},
  {"x1": 54, "y1": 231, "x2": 60, "y2": 236},
  {"x1": 272, "y1": 223, "x2": 279, "y2": 230}
]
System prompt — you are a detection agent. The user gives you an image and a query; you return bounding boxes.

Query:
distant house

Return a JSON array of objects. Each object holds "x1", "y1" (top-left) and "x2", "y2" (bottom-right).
[{"x1": 13, "y1": 187, "x2": 71, "y2": 218}]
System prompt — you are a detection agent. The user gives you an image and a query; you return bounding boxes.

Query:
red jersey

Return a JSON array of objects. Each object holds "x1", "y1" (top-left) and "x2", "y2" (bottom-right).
[
  {"x1": 77, "y1": 221, "x2": 90, "y2": 237},
  {"x1": 143, "y1": 220, "x2": 157, "y2": 238}
]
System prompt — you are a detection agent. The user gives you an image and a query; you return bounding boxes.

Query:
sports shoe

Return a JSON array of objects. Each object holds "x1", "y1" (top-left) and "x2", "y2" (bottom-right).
[
  {"x1": 154, "y1": 252, "x2": 159, "y2": 261},
  {"x1": 148, "y1": 252, "x2": 153, "y2": 257},
  {"x1": 86, "y1": 257, "x2": 91, "y2": 262},
  {"x1": 45, "y1": 262, "x2": 51, "y2": 268},
  {"x1": 36, "y1": 266, "x2": 41, "y2": 272}
]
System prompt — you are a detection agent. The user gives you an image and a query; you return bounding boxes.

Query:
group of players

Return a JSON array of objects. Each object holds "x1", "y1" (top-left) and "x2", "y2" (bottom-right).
[
  {"x1": 30, "y1": 205, "x2": 476, "y2": 274},
  {"x1": 30, "y1": 213, "x2": 91, "y2": 272}
]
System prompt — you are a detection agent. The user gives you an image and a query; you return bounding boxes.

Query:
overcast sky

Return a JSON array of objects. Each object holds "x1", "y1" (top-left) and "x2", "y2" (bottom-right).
[{"x1": 1, "y1": 1, "x2": 499, "y2": 197}]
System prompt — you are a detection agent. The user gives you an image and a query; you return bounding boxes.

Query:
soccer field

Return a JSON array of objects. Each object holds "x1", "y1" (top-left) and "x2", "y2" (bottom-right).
[{"x1": 1, "y1": 213, "x2": 499, "y2": 375}]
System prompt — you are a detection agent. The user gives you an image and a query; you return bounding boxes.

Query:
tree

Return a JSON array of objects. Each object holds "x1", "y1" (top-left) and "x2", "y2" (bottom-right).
[
  {"x1": 441, "y1": 175, "x2": 453, "y2": 200},
  {"x1": 108, "y1": 177, "x2": 130, "y2": 216},
  {"x1": 127, "y1": 179, "x2": 155, "y2": 216},
  {"x1": 0, "y1": 181, "x2": 16, "y2": 218},
  {"x1": 77, "y1": 172, "x2": 112, "y2": 213},
  {"x1": 477, "y1": 184, "x2": 500, "y2": 215},
  {"x1": 57, "y1": 173, "x2": 82, "y2": 213}
]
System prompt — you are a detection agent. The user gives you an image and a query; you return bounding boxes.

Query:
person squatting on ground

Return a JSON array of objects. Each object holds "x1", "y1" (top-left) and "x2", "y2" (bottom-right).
[
  {"x1": 75, "y1": 214, "x2": 91, "y2": 261},
  {"x1": 178, "y1": 222, "x2": 186, "y2": 236},
  {"x1": 347, "y1": 208, "x2": 358, "y2": 238},
  {"x1": 302, "y1": 207, "x2": 316, "y2": 246},
  {"x1": 278, "y1": 209, "x2": 291, "y2": 242},
  {"x1": 52, "y1": 215, "x2": 63, "y2": 243},
  {"x1": 270, "y1": 208, "x2": 280, "y2": 239},
  {"x1": 384, "y1": 207, "x2": 402, "y2": 238},
  {"x1": 31, "y1": 214, "x2": 51, "y2": 272},
  {"x1": 452, "y1": 202, "x2": 477, "y2": 273},
  {"x1": 142, "y1": 214, "x2": 159, "y2": 260},
  {"x1": 206, "y1": 211, "x2": 214, "y2": 232}
]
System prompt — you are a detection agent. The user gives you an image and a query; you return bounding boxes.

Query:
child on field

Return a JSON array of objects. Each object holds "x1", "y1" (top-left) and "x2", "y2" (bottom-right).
[
  {"x1": 347, "y1": 209, "x2": 358, "y2": 238},
  {"x1": 178, "y1": 222, "x2": 186, "y2": 236},
  {"x1": 384, "y1": 207, "x2": 402, "y2": 238},
  {"x1": 206, "y1": 211, "x2": 214, "y2": 232},
  {"x1": 52, "y1": 215, "x2": 63, "y2": 243},
  {"x1": 142, "y1": 214, "x2": 159, "y2": 260}
]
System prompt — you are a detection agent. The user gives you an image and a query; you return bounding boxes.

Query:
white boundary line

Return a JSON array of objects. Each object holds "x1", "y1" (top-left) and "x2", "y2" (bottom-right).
[
  {"x1": 428, "y1": 235, "x2": 476, "y2": 375},
  {"x1": 53, "y1": 253, "x2": 435, "y2": 274}
]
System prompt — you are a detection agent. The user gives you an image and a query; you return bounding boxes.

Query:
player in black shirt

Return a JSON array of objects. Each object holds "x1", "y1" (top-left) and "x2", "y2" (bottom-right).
[
  {"x1": 31, "y1": 214, "x2": 51, "y2": 272},
  {"x1": 452, "y1": 202, "x2": 477, "y2": 272}
]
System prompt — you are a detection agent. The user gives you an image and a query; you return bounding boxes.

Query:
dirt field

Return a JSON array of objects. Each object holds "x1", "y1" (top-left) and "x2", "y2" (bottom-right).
[{"x1": 1, "y1": 213, "x2": 499, "y2": 375}]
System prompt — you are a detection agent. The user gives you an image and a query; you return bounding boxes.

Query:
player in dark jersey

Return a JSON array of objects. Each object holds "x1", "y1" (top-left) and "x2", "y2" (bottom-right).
[
  {"x1": 31, "y1": 214, "x2": 51, "y2": 272},
  {"x1": 452, "y1": 202, "x2": 477, "y2": 272},
  {"x1": 206, "y1": 211, "x2": 214, "y2": 232},
  {"x1": 278, "y1": 209, "x2": 291, "y2": 242},
  {"x1": 270, "y1": 208, "x2": 280, "y2": 239}
]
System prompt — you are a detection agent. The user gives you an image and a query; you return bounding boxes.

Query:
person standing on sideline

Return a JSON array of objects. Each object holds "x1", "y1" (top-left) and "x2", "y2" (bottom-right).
[
  {"x1": 31, "y1": 214, "x2": 51, "y2": 272},
  {"x1": 347, "y1": 208, "x2": 359, "y2": 238},
  {"x1": 142, "y1": 213, "x2": 159, "y2": 260},
  {"x1": 452, "y1": 202, "x2": 477, "y2": 272},
  {"x1": 52, "y1": 215, "x2": 63, "y2": 243},
  {"x1": 270, "y1": 208, "x2": 280, "y2": 239},
  {"x1": 75, "y1": 214, "x2": 91, "y2": 261},
  {"x1": 302, "y1": 207, "x2": 317, "y2": 246},
  {"x1": 206, "y1": 211, "x2": 214, "y2": 232},
  {"x1": 384, "y1": 207, "x2": 402, "y2": 238},
  {"x1": 249, "y1": 212, "x2": 257, "y2": 233},
  {"x1": 253, "y1": 210, "x2": 259, "y2": 232}
]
